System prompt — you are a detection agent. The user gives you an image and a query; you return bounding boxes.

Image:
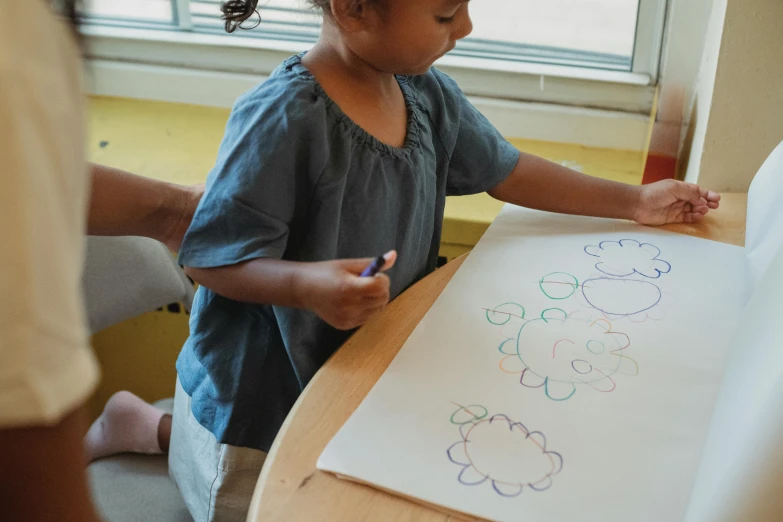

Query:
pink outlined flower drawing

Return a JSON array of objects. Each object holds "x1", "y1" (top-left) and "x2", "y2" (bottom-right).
[{"x1": 486, "y1": 307, "x2": 638, "y2": 401}]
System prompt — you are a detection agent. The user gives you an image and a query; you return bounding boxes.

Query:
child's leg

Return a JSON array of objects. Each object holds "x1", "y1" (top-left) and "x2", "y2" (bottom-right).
[
  {"x1": 169, "y1": 378, "x2": 266, "y2": 522},
  {"x1": 84, "y1": 391, "x2": 170, "y2": 462}
]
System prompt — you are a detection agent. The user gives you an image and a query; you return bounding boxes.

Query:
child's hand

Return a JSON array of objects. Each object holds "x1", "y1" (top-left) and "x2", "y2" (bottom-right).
[
  {"x1": 633, "y1": 179, "x2": 721, "y2": 225},
  {"x1": 296, "y1": 251, "x2": 398, "y2": 330}
]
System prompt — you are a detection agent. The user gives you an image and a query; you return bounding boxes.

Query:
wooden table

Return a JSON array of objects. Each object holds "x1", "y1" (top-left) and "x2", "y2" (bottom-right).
[{"x1": 248, "y1": 193, "x2": 748, "y2": 522}]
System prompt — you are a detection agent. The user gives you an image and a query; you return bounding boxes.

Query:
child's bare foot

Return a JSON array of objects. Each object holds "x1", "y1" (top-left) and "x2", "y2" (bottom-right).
[{"x1": 84, "y1": 391, "x2": 170, "y2": 462}]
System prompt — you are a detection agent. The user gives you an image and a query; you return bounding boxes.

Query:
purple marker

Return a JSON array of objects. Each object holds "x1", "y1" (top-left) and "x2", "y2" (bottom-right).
[{"x1": 360, "y1": 255, "x2": 386, "y2": 277}]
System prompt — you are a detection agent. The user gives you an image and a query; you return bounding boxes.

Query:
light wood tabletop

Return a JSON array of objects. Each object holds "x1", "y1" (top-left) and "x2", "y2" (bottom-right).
[{"x1": 247, "y1": 193, "x2": 748, "y2": 522}]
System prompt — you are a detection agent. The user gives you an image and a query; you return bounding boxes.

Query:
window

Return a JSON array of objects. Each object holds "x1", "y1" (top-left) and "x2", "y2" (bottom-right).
[
  {"x1": 463, "y1": 0, "x2": 640, "y2": 70},
  {"x1": 81, "y1": 0, "x2": 663, "y2": 73},
  {"x1": 80, "y1": 0, "x2": 665, "y2": 117},
  {"x1": 82, "y1": 0, "x2": 174, "y2": 24},
  {"x1": 189, "y1": 1, "x2": 322, "y2": 43}
]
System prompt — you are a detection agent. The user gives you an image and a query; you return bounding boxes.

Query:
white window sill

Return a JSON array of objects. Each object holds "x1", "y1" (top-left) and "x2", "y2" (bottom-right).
[
  {"x1": 81, "y1": 23, "x2": 654, "y2": 151},
  {"x1": 81, "y1": 24, "x2": 651, "y2": 87},
  {"x1": 437, "y1": 54, "x2": 649, "y2": 86}
]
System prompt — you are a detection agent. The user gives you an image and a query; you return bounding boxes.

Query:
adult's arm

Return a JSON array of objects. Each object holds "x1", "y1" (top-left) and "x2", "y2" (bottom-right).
[{"x1": 88, "y1": 164, "x2": 204, "y2": 251}]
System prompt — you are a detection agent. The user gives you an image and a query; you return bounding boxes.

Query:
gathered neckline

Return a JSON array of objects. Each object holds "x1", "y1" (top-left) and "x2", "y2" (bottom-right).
[{"x1": 283, "y1": 53, "x2": 421, "y2": 159}]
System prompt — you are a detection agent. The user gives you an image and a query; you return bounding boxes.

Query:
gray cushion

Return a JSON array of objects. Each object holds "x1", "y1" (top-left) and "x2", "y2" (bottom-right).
[
  {"x1": 88, "y1": 398, "x2": 186, "y2": 521},
  {"x1": 83, "y1": 236, "x2": 195, "y2": 333},
  {"x1": 88, "y1": 454, "x2": 192, "y2": 522}
]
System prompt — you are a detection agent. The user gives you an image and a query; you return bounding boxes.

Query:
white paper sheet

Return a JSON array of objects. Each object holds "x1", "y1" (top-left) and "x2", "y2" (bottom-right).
[
  {"x1": 319, "y1": 207, "x2": 746, "y2": 522},
  {"x1": 745, "y1": 140, "x2": 783, "y2": 292},
  {"x1": 685, "y1": 243, "x2": 783, "y2": 522}
]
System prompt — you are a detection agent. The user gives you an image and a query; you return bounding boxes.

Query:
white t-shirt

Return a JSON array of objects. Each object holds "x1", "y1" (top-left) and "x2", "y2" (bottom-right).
[{"x1": 0, "y1": 0, "x2": 99, "y2": 427}]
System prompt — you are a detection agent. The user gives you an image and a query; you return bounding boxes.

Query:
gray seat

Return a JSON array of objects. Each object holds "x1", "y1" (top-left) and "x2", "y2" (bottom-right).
[
  {"x1": 88, "y1": 399, "x2": 192, "y2": 522},
  {"x1": 88, "y1": 455, "x2": 192, "y2": 522},
  {"x1": 83, "y1": 236, "x2": 195, "y2": 334},
  {"x1": 83, "y1": 236, "x2": 194, "y2": 522}
]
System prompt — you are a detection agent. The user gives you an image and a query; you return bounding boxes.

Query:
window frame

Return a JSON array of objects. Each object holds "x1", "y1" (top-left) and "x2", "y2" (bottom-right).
[{"x1": 81, "y1": 0, "x2": 667, "y2": 115}]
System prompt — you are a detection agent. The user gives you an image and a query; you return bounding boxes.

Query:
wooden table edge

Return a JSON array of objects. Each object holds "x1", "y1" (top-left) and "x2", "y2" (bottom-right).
[
  {"x1": 248, "y1": 193, "x2": 748, "y2": 521},
  {"x1": 248, "y1": 254, "x2": 468, "y2": 520}
]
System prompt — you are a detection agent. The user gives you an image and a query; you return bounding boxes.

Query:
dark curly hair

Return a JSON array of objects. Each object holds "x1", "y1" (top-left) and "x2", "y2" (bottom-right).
[
  {"x1": 221, "y1": 0, "x2": 333, "y2": 33},
  {"x1": 61, "y1": 0, "x2": 338, "y2": 35}
]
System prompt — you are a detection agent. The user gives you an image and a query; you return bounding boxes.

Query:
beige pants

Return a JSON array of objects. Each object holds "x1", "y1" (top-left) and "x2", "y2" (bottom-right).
[{"x1": 169, "y1": 378, "x2": 267, "y2": 522}]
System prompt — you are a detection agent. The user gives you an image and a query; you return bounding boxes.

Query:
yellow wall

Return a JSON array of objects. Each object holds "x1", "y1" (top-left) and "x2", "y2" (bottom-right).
[
  {"x1": 87, "y1": 96, "x2": 645, "y2": 416},
  {"x1": 441, "y1": 139, "x2": 643, "y2": 259},
  {"x1": 89, "y1": 97, "x2": 229, "y2": 185}
]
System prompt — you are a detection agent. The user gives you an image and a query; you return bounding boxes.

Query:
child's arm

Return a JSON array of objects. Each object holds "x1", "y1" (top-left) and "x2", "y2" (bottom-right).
[
  {"x1": 487, "y1": 152, "x2": 720, "y2": 225},
  {"x1": 185, "y1": 252, "x2": 397, "y2": 331}
]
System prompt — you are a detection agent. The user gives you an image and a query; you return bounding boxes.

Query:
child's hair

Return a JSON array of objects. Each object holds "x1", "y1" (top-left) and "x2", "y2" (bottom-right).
[{"x1": 221, "y1": 0, "x2": 332, "y2": 33}]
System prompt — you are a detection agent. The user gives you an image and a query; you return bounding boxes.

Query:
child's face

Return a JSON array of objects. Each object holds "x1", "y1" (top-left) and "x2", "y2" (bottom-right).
[{"x1": 344, "y1": 0, "x2": 473, "y2": 75}]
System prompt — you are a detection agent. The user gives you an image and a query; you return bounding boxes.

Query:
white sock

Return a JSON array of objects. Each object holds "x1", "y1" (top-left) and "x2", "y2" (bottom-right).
[{"x1": 84, "y1": 391, "x2": 166, "y2": 462}]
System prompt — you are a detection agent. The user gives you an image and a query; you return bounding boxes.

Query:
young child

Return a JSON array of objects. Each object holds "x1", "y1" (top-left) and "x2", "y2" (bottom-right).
[{"x1": 170, "y1": 1, "x2": 720, "y2": 520}]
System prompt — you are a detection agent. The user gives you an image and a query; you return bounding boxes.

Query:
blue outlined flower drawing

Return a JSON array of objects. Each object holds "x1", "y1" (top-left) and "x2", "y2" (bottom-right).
[
  {"x1": 584, "y1": 239, "x2": 671, "y2": 279},
  {"x1": 447, "y1": 404, "x2": 563, "y2": 497},
  {"x1": 581, "y1": 277, "x2": 662, "y2": 317},
  {"x1": 573, "y1": 276, "x2": 677, "y2": 322}
]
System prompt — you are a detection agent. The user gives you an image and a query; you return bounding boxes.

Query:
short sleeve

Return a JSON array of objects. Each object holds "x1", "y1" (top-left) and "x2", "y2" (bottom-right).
[
  {"x1": 422, "y1": 69, "x2": 520, "y2": 196},
  {"x1": 178, "y1": 78, "x2": 329, "y2": 268},
  {"x1": 0, "y1": 1, "x2": 99, "y2": 428}
]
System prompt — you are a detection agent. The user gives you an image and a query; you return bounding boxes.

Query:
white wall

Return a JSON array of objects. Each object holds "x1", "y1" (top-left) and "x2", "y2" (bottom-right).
[
  {"x1": 682, "y1": 0, "x2": 728, "y2": 182},
  {"x1": 683, "y1": 0, "x2": 783, "y2": 191},
  {"x1": 651, "y1": 0, "x2": 716, "y2": 158}
]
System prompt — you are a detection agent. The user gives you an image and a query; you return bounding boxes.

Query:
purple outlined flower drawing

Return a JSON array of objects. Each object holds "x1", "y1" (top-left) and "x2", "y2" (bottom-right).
[{"x1": 447, "y1": 404, "x2": 563, "y2": 497}]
